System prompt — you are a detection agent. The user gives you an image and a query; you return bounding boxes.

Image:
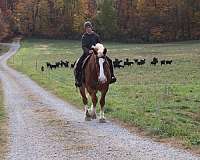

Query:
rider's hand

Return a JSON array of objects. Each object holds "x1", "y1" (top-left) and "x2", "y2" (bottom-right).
[{"x1": 89, "y1": 50, "x2": 93, "y2": 54}]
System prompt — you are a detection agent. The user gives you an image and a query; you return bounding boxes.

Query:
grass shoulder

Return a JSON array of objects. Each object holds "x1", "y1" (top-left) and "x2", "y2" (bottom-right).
[
  {"x1": 0, "y1": 82, "x2": 8, "y2": 159},
  {"x1": 0, "y1": 45, "x2": 9, "y2": 56}
]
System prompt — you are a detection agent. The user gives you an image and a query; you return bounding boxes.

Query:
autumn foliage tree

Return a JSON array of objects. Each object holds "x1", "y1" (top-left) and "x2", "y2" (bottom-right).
[
  {"x1": 0, "y1": 8, "x2": 14, "y2": 41},
  {"x1": 0, "y1": 12, "x2": 9, "y2": 41},
  {"x1": 95, "y1": 0, "x2": 118, "y2": 40},
  {"x1": 0, "y1": 0, "x2": 200, "y2": 42}
]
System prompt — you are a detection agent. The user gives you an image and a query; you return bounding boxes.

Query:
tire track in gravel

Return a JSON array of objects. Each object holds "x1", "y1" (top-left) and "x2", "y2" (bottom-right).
[{"x1": 0, "y1": 41, "x2": 199, "y2": 160}]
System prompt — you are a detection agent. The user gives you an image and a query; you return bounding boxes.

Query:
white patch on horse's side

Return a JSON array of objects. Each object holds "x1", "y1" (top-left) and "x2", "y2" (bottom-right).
[{"x1": 98, "y1": 58, "x2": 107, "y2": 83}]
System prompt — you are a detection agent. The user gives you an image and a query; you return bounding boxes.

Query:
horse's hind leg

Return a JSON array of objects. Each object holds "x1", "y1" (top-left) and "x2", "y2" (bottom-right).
[
  {"x1": 79, "y1": 86, "x2": 91, "y2": 121},
  {"x1": 99, "y1": 91, "x2": 107, "y2": 123}
]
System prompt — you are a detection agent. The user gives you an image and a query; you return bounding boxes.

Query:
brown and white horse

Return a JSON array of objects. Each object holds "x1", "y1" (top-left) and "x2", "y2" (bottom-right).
[{"x1": 79, "y1": 43, "x2": 111, "y2": 123}]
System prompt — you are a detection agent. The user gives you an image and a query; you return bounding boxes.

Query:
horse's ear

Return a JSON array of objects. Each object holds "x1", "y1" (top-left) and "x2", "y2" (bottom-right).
[
  {"x1": 91, "y1": 48, "x2": 98, "y2": 55},
  {"x1": 103, "y1": 48, "x2": 107, "y2": 55}
]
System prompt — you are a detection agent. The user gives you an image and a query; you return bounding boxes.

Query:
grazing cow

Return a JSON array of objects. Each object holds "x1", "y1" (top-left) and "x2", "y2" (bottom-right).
[
  {"x1": 60, "y1": 60, "x2": 68, "y2": 67},
  {"x1": 113, "y1": 58, "x2": 122, "y2": 63},
  {"x1": 113, "y1": 58, "x2": 124, "y2": 68},
  {"x1": 133, "y1": 59, "x2": 138, "y2": 63},
  {"x1": 151, "y1": 57, "x2": 158, "y2": 66},
  {"x1": 60, "y1": 60, "x2": 64, "y2": 67},
  {"x1": 71, "y1": 61, "x2": 76, "y2": 68},
  {"x1": 124, "y1": 58, "x2": 134, "y2": 66},
  {"x1": 161, "y1": 60, "x2": 166, "y2": 66},
  {"x1": 63, "y1": 61, "x2": 69, "y2": 68},
  {"x1": 55, "y1": 62, "x2": 61, "y2": 68},
  {"x1": 46, "y1": 62, "x2": 51, "y2": 69},
  {"x1": 41, "y1": 66, "x2": 44, "y2": 72},
  {"x1": 137, "y1": 59, "x2": 146, "y2": 65},
  {"x1": 49, "y1": 64, "x2": 57, "y2": 70},
  {"x1": 166, "y1": 60, "x2": 172, "y2": 64}
]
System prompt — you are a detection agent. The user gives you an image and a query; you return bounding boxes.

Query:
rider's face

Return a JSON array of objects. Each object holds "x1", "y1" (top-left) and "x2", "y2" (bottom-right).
[{"x1": 86, "y1": 27, "x2": 93, "y2": 34}]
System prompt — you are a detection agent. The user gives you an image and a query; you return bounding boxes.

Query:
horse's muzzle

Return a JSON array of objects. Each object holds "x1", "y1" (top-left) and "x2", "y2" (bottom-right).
[{"x1": 98, "y1": 77, "x2": 107, "y2": 84}]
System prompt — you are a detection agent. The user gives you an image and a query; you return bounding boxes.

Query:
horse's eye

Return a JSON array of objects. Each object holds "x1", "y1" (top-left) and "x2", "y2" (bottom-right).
[{"x1": 94, "y1": 50, "x2": 98, "y2": 55}]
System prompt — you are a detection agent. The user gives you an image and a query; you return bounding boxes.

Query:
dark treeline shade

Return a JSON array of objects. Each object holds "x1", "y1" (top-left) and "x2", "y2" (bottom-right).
[{"x1": 0, "y1": 0, "x2": 200, "y2": 42}]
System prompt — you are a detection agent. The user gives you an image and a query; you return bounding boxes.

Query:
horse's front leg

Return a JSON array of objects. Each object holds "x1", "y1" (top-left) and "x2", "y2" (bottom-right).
[
  {"x1": 99, "y1": 92, "x2": 107, "y2": 123},
  {"x1": 79, "y1": 86, "x2": 91, "y2": 121},
  {"x1": 91, "y1": 93, "x2": 98, "y2": 119},
  {"x1": 85, "y1": 106, "x2": 91, "y2": 121}
]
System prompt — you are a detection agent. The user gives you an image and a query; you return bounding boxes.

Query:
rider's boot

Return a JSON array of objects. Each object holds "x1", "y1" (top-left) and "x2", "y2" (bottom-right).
[{"x1": 106, "y1": 56, "x2": 117, "y2": 84}]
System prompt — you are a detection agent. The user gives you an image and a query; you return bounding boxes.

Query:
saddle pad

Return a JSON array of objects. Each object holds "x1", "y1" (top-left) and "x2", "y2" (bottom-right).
[
  {"x1": 82, "y1": 54, "x2": 92, "y2": 69},
  {"x1": 82, "y1": 54, "x2": 92, "y2": 83}
]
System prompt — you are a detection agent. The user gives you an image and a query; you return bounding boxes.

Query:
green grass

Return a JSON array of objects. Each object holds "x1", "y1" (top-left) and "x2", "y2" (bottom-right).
[
  {"x1": 0, "y1": 45, "x2": 8, "y2": 158},
  {"x1": 0, "y1": 45, "x2": 9, "y2": 56},
  {"x1": 0, "y1": 82, "x2": 7, "y2": 159},
  {"x1": 8, "y1": 38, "x2": 200, "y2": 150}
]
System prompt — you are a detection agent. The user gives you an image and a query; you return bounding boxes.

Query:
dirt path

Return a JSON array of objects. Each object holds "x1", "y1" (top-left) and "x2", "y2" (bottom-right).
[{"x1": 0, "y1": 41, "x2": 199, "y2": 160}]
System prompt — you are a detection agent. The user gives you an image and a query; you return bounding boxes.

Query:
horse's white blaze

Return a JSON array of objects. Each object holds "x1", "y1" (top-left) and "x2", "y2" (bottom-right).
[{"x1": 98, "y1": 58, "x2": 107, "y2": 83}]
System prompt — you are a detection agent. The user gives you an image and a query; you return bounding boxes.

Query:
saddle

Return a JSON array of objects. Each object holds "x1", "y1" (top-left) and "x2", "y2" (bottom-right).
[
  {"x1": 81, "y1": 54, "x2": 92, "y2": 83},
  {"x1": 82, "y1": 54, "x2": 92, "y2": 69}
]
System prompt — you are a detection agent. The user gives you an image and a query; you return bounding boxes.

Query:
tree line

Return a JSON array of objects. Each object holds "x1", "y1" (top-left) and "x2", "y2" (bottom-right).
[{"x1": 0, "y1": 0, "x2": 200, "y2": 42}]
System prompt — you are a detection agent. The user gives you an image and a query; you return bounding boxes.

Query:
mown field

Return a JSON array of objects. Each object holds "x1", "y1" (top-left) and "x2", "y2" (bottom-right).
[
  {"x1": 0, "y1": 45, "x2": 8, "y2": 158},
  {"x1": 0, "y1": 81, "x2": 7, "y2": 159},
  {"x1": 8, "y1": 38, "x2": 200, "y2": 152}
]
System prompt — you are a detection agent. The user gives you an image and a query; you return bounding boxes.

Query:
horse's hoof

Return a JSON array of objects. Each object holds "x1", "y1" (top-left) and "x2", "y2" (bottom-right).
[
  {"x1": 99, "y1": 118, "x2": 106, "y2": 123},
  {"x1": 85, "y1": 116, "x2": 92, "y2": 121},
  {"x1": 91, "y1": 114, "x2": 97, "y2": 119}
]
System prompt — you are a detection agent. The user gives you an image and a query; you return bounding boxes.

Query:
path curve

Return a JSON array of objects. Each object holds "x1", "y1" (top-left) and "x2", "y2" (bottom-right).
[{"x1": 0, "y1": 40, "x2": 199, "y2": 160}]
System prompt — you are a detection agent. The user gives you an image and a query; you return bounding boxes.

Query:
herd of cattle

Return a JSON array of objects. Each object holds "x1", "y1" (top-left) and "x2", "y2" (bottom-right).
[
  {"x1": 41, "y1": 57, "x2": 173, "y2": 71},
  {"x1": 113, "y1": 57, "x2": 173, "y2": 68},
  {"x1": 41, "y1": 60, "x2": 76, "y2": 71}
]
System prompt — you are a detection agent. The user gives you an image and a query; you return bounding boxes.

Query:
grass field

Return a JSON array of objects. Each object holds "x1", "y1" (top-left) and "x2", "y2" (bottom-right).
[
  {"x1": 0, "y1": 46, "x2": 8, "y2": 159},
  {"x1": 8, "y1": 38, "x2": 200, "y2": 151},
  {"x1": 0, "y1": 45, "x2": 9, "y2": 56},
  {"x1": 0, "y1": 82, "x2": 7, "y2": 159}
]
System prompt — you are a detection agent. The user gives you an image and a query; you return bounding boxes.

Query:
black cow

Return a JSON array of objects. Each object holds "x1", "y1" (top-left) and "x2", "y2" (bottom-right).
[
  {"x1": 133, "y1": 59, "x2": 139, "y2": 63},
  {"x1": 161, "y1": 60, "x2": 166, "y2": 66},
  {"x1": 50, "y1": 64, "x2": 57, "y2": 70},
  {"x1": 46, "y1": 62, "x2": 51, "y2": 69},
  {"x1": 166, "y1": 60, "x2": 172, "y2": 64},
  {"x1": 113, "y1": 58, "x2": 124, "y2": 68},
  {"x1": 124, "y1": 58, "x2": 134, "y2": 66},
  {"x1": 137, "y1": 59, "x2": 146, "y2": 65},
  {"x1": 60, "y1": 60, "x2": 69, "y2": 68},
  {"x1": 151, "y1": 57, "x2": 158, "y2": 66},
  {"x1": 71, "y1": 61, "x2": 76, "y2": 68},
  {"x1": 41, "y1": 66, "x2": 44, "y2": 72},
  {"x1": 55, "y1": 62, "x2": 61, "y2": 68}
]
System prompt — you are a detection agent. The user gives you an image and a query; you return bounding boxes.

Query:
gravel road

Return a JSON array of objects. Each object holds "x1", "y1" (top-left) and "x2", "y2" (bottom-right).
[{"x1": 0, "y1": 41, "x2": 199, "y2": 160}]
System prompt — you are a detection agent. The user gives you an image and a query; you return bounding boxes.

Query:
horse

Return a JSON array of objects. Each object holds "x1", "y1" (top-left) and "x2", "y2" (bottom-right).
[{"x1": 78, "y1": 43, "x2": 111, "y2": 123}]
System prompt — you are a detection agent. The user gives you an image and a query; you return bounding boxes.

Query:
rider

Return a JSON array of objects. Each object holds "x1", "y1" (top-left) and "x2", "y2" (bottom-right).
[{"x1": 74, "y1": 21, "x2": 117, "y2": 87}]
